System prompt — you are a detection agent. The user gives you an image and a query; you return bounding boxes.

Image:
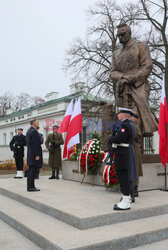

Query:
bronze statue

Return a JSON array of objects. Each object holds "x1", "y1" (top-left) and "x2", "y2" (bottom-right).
[{"x1": 110, "y1": 23, "x2": 158, "y2": 134}]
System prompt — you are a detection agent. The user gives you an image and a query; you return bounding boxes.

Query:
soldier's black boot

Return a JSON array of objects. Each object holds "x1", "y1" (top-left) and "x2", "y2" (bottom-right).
[
  {"x1": 134, "y1": 185, "x2": 139, "y2": 197},
  {"x1": 49, "y1": 170, "x2": 55, "y2": 179},
  {"x1": 55, "y1": 170, "x2": 59, "y2": 180},
  {"x1": 131, "y1": 193, "x2": 135, "y2": 203}
]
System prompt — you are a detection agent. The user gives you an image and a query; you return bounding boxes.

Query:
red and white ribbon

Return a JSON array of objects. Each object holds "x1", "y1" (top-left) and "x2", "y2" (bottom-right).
[
  {"x1": 101, "y1": 152, "x2": 109, "y2": 163},
  {"x1": 85, "y1": 139, "x2": 95, "y2": 175},
  {"x1": 79, "y1": 142, "x2": 87, "y2": 173}
]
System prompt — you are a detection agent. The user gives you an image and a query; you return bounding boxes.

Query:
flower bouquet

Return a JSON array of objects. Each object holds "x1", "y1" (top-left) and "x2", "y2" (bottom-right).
[
  {"x1": 79, "y1": 139, "x2": 101, "y2": 175},
  {"x1": 103, "y1": 163, "x2": 119, "y2": 189}
]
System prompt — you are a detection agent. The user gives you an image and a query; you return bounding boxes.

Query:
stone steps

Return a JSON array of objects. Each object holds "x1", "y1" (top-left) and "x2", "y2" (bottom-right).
[
  {"x1": 0, "y1": 219, "x2": 42, "y2": 250},
  {"x1": 1, "y1": 194, "x2": 168, "y2": 250},
  {"x1": 1, "y1": 186, "x2": 168, "y2": 231},
  {"x1": 0, "y1": 177, "x2": 168, "y2": 249}
]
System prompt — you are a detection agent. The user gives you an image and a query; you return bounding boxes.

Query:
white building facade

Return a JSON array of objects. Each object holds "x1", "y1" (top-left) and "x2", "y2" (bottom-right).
[{"x1": 0, "y1": 84, "x2": 103, "y2": 162}]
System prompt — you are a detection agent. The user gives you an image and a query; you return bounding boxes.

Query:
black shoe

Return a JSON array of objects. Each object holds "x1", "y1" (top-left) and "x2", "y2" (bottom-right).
[
  {"x1": 131, "y1": 196, "x2": 135, "y2": 203},
  {"x1": 27, "y1": 187, "x2": 40, "y2": 192},
  {"x1": 55, "y1": 171, "x2": 59, "y2": 179},
  {"x1": 49, "y1": 175, "x2": 55, "y2": 179},
  {"x1": 134, "y1": 186, "x2": 139, "y2": 197},
  {"x1": 113, "y1": 204, "x2": 131, "y2": 211}
]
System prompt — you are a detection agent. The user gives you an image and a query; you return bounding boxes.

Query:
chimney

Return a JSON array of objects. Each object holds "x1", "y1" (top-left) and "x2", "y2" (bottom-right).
[
  {"x1": 45, "y1": 92, "x2": 59, "y2": 102},
  {"x1": 69, "y1": 82, "x2": 85, "y2": 94}
]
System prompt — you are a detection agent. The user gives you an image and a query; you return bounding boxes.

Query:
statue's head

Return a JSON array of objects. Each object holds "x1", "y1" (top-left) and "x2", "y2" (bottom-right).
[{"x1": 117, "y1": 23, "x2": 131, "y2": 45}]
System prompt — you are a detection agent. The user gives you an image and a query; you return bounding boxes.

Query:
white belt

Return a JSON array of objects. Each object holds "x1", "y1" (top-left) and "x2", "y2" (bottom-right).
[{"x1": 112, "y1": 143, "x2": 129, "y2": 148}]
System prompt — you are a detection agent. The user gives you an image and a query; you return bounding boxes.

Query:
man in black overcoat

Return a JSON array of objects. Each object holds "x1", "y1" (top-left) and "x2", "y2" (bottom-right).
[
  {"x1": 108, "y1": 107, "x2": 137, "y2": 210},
  {"x1": 26, "y1": 119, "x2": 43, "y2": 191},
  {"x1": 9, "y1": 127, "x2": 27, "y2": 178}
]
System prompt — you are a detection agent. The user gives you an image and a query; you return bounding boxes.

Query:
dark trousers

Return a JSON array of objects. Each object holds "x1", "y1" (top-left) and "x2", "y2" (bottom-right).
[
  {"x1": 117, "y1": 169, "x2": 131, "y2": 196},
  {"x1": 35, "y1": 167, "x2": 40, "y2": 178},
  {"x1": 27, "y1": 166, "x2": 38, "y2": 189},
  {"x1": 15, "y1": 157, "x2": 23, "y2": 171}
]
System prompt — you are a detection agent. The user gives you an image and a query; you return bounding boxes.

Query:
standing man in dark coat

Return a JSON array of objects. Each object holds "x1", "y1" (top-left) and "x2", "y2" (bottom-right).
[
  {"x1": 108, "y1": 108, "x2": 137, "y2": 210},
  {"x1": 9, "y1": 127, "x2": 27, "y2": 178},
  {"x1": 26, "y1": 119, "x2": 43, "y2": 191},
  {"x1": 45, "y1": 125, "x2": 64, "y2": 180}
]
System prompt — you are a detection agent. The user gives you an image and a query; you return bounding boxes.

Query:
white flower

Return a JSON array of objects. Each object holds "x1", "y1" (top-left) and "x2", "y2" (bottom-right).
[{"x1": 96, "y1": 150, "x2": 99, "y2": 153}]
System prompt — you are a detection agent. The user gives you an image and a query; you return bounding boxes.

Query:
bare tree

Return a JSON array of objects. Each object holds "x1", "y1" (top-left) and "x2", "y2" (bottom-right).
[
  {"x1": 0, "y1": 92, "x2": 45, "y2": 117},
  {"x1": 138, "y1": 0, "x2": 168, "y2": 100},
  {"x1": 0, "y1": 92, "x2": 12, "y2": 117},
  {"x1": 12, "y1": 93, "x2": 31, "y2": 111},
  {"x1": 31, "y1": 96, "x2": 45, "y2": 106},
  {"x1": 64, "y1": 0, "x2": 168, "y2": 108}
]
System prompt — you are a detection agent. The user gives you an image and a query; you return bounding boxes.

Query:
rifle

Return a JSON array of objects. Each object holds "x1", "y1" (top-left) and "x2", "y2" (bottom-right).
[{"x1": 50, "y1": 133, "x2": 58, "y2": 154}]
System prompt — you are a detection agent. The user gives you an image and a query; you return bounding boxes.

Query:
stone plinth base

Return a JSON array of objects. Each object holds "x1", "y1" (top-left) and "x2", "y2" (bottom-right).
[{"x1": 62, "y1": 161, "x2": 166, "y2": 190}]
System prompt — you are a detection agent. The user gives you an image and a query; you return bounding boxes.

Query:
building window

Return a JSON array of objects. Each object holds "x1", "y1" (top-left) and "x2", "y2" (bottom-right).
[
  {"x1": 144, "y1": 136, "x2": 155, "y2": 154},
  {"x1": 3, "y1": 133, "x2": 6, "y2": 145}
]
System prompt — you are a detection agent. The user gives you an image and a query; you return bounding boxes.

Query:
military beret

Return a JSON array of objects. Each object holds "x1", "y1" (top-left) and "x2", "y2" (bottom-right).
[{"x1": 53, "y1": 125, "x2": 59, "y2": 128}]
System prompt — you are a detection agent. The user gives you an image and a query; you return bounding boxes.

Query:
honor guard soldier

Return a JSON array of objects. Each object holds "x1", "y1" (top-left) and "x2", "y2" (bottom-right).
[
  {"x1": 108, "y1": 107, "x2": 137, "y2": 210},
  {"x1": 9, "y1": 127, "x2": 27, "y2": 178},
  {"x1": 45, "y1": 125, "x2": 64, "y2": 180}
]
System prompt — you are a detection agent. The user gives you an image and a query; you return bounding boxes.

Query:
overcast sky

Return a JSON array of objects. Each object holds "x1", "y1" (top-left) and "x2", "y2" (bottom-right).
[{"x1": 0, "y1": 0, "x2": 98, "y2": 99}]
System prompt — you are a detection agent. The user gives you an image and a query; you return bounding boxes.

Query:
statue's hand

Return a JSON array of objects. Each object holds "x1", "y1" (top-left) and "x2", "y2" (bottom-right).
[
  {"x1": 117, "y1": 79, "x2": 128, "y2": 95},
  {"x1": 122, "y1": 75, "x2": 136, "y2": 85}
]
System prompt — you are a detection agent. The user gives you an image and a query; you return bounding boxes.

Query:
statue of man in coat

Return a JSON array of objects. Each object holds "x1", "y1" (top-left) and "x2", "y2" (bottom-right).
[
  {"x1": 45, "y1": 125, "x2": 64, "y2": 180},
  {"x1": 110, "y1": 23, "x2": 158, "y2": 134}
]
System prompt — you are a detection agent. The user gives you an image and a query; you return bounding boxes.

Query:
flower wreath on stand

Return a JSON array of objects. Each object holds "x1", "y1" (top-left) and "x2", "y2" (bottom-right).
[
  {"x1": 79, "y1": 138, "x2": 101, "y2": 175},
  {"x1": 102, "y1": 151, "x2": 119, "y2": 190}
]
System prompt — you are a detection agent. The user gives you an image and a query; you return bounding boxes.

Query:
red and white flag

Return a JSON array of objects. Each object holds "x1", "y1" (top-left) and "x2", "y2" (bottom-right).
[
  {"x1": 59, "y1": 99, "x2": 73, "y2": 134},
  {"x1": 158, "y1": 74, "x2": 168, "y2": 167},
  {"x1": 63, "y1": 98, "x2": 82, "y2": 159}
]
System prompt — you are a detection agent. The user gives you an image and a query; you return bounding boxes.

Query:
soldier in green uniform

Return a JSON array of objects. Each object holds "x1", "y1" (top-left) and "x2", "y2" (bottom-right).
[
  {"x1": 45, "y1": 125, "x2": 64, "y2": 179},
  {"x1": 131, "y1": 114, "x2": 143, "y2": 197}
]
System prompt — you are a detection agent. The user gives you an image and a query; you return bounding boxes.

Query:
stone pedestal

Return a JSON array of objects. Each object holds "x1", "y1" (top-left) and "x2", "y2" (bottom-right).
[{"x1": 62, "y1": 161, "x2": 166, "y2": 190}]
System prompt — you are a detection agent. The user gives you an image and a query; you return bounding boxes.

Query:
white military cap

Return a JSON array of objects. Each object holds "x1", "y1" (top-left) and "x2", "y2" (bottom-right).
[
  {"x1": 17, "y1": 126, "x2": 24, "y2": 130},
  {"x1": 117, "y1": 107, "x2": 134, "y2": 115}
]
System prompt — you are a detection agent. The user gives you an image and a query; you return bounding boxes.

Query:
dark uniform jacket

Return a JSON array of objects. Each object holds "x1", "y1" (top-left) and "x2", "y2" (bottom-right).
[
  {"x1": 26, "y1": 127, "x2": 43, "y2": 167},
  {"x1": 45, "y1": 132, "x2": 64, "y2": 170},
  {"x1": 9, "y1": 134, "x2": 27, "y2": 158},
  {"x1": 108, "y1": 119, "x2": 136, "y2": 180}
]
